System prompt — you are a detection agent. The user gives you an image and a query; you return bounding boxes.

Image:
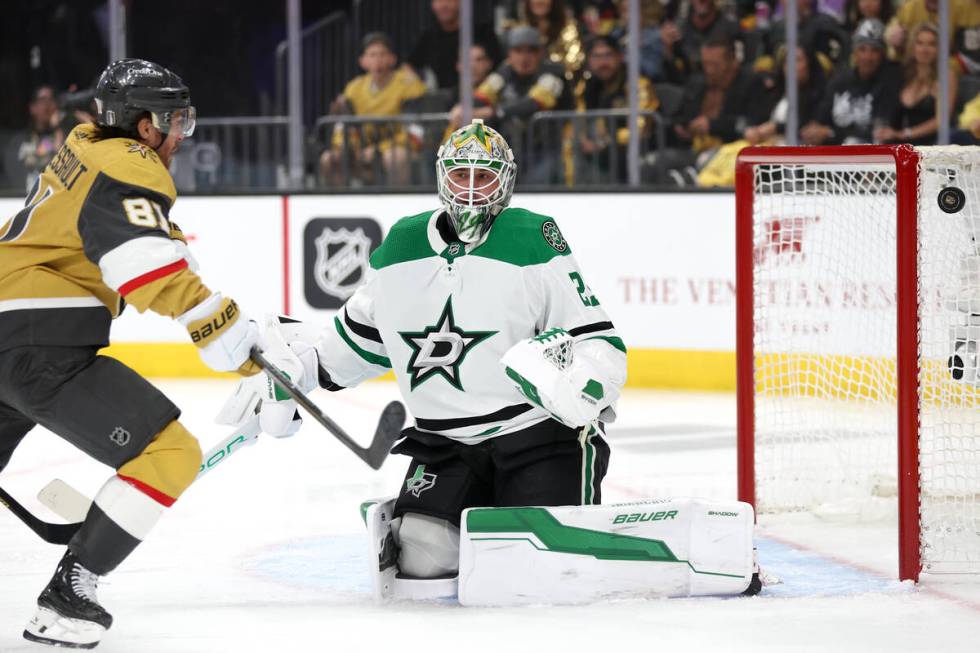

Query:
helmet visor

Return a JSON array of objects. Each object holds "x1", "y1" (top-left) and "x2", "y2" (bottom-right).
[{"x1": 151, "y1": 106, "x2": 196, "y2": 137}]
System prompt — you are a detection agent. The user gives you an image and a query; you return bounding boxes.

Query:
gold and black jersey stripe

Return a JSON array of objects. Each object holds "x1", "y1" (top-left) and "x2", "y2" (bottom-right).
[{"x1": 0, "y1": 123, "x2": 211, "y2": 352}]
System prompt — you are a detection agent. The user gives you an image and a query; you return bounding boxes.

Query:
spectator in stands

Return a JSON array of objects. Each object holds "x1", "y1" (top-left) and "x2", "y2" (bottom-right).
[
  {"x1": 319, "y1": 32, "x2": 427, "y2": 187},
  {"x1": 521, "y1": 0, "x2": 587, "y2": 80},
  {"x1": 844, "y1": 0, "x2": 895, "y2": 32},
  {"x1": 580, "y1": 0, "x2": 621, "y2": 36},
  {"x1": 800, "y1": 18, "x2": 901, "y2": 144},
  {"x1": 575, "y1": 35, "x2": 659, "y2": 183},
  {"x1": 744, "y1": 46, "x2": 828, "y2": 143},
  {"x1": 885, "y1": 0, "x2": 971, "y2": 60},
  {"x1": 407, "y1": 0, "x2": 503, "y2": 90},
  {"x1": 2, "y1": 85, "x2": 64, "y2": 192},
  {"x1": 605, "y1": 0, "x2": 669, "y2": 82},
  {"x1": 953, "y1": 91, "x2": 980, "y2": 143},
  {"x1": 757, "y1": 0, "x2": 851, "y2": 76},
  {"x1": 954, "y1": 2, "x2": 980, "y2": 76},
  {"x1": 446, "y1": 43, "x2": 501, "y2": 127},
  {"x1": 874, "y1": 23, "x2": 956, "y2": 145},
  {"x1": 462, "y1": 25, "x2": 573, "y2": 183},
  {"x1": 661, "y1": 0, "x2": 742, "y2": 84},
  {"x1": 650, "y1": 33, "x2": 770, "y2": 184}
]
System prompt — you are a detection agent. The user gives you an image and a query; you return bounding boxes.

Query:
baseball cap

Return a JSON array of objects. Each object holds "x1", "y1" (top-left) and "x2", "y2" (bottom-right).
[
  {"x1": 507, "y1": 25, "x2": 543, "y2": 50},
  {"x1": 852, "y1": 18, "x2": 885, "y2": 50}
]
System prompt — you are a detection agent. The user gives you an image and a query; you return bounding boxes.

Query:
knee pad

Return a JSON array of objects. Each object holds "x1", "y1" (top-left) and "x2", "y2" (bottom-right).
[
  {"x1": 116, "y1": 420, "x2": 202, "y2": 503},
  {"x1": 397, "y1": 513, "x2": 460, "y2": 579}
]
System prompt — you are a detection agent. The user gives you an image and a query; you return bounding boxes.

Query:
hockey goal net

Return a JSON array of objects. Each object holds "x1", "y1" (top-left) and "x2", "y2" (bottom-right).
[{"x1": 735, "y1": 145, "x2": 980, "y2": 581}]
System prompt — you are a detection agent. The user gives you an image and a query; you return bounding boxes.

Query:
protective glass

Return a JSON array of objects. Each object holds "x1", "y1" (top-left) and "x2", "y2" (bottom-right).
[{"x1": 151, "y1": 106, "x2": 196, "y2": 137}]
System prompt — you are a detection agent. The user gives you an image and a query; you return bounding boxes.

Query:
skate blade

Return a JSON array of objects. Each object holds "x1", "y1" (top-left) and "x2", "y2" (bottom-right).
[{"x1": 23, "y1": 606, "x2": 104, "y2": 649}]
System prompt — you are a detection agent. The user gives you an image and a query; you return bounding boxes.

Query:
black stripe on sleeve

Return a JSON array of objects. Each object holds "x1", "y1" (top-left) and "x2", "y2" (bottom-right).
[
  {"x1": 343, "y1": 308, "x2": 382, "y2": 343},
  {"x1": 568, "y1": 321, "x2": 615, "y2": 337},
  {"x1": 78, "y1": 172, "x2": 174, "y2": 264},
  {"x1": 415, "y1": 403, "x2": 534, "y2": 432}
]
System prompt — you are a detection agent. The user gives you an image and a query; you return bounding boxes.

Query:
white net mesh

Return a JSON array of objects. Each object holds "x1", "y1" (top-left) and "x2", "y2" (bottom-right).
[
  {"x1": 916, "y1": 147, "x2": 980, "y2": 573},
  {"x1": 750, "y1": 148, "x2": 980, "y2": 574}
]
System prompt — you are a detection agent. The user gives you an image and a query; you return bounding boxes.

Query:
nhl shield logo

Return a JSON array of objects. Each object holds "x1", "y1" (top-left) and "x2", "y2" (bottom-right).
[
  {"x1": 304, "y1": 217, "x2": 383, "y2": 309},
  {"x1": 313, "y1": 227, "x2": 371, "y2": 300}
]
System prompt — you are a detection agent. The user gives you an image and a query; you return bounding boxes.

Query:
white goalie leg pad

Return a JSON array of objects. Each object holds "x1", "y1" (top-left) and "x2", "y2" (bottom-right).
[
  {"x1": 458, "y1": 498, "x2": 755, "y2": 606},
  {"x1": 398, "y1": 513, "x2": 460, "y2": 578},
  {"x1": 363, "y1": 498, "x2": 457, "y2": 602}
]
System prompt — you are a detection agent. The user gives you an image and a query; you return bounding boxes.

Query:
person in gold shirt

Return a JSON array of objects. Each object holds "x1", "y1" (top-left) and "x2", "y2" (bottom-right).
[
  {"x1": 885, "y1": 0, "x2": 973, "y2": 59},
  {"x1": 0, "y1": 59, "x2": 261, "y2": 649},
  {"x1": 953, "y1": 90, "x2": 980, "y2": 143},
  {"x1": 320, "y1": 32, "x2": 428, "y2": 186}
]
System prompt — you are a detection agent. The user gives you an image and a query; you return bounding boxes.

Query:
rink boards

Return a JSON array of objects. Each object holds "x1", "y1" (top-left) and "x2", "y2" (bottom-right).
[{"x1": 0, "y1": 192, "x2": 741, "y2": 388}]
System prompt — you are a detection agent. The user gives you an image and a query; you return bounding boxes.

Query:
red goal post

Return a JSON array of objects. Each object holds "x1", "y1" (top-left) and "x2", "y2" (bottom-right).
[{"x1": 735, "y1": 145, "x2": 980, "y2": 583}]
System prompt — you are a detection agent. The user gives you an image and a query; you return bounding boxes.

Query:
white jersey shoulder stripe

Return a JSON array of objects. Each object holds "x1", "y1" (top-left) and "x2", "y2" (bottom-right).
[
  {"x1": 98, "y1": 236, "x2": 184, "y2": 293},
  {"x1": 0, "y1": 297, "x2": 104, "y2": 313}
]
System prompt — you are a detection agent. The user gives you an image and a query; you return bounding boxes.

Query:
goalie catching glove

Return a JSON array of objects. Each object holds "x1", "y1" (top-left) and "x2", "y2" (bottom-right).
[
  {"x1": 216, "y1": 315, "x2": 321, "y2": 437},
  {"x1": 500, "y1": 328, "x2": 623, "y2": 428}
]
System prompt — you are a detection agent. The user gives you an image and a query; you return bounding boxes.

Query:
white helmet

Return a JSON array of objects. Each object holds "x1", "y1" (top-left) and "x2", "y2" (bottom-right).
[{"x1": 436, "y1": 119, "x2": 517, "y2": 243}]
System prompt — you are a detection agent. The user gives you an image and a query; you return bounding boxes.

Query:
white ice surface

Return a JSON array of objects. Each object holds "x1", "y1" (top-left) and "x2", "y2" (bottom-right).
[{"x1": 2, "y1": 381, "x2": 979, "y2": 652}]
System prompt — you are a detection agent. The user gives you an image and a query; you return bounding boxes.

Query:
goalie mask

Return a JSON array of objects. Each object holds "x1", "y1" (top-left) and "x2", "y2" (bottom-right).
[{"x1": 436, "y1": 119, "x2": 516, "y2": 243}]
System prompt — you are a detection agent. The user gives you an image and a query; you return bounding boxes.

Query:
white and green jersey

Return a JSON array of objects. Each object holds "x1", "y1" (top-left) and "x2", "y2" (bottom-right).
[{"x1": 316, "y1": 207, "x2": 626, "y2": 444}]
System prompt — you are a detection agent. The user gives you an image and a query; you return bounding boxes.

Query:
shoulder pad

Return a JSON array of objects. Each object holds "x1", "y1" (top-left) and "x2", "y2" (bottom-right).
[
  {"x1": 472, "y1": 208, "x2": 571, "y2": 267},
  {"x1": 369, "y1": 211, "x2": 438, "y2": 270},
  {"x1": 84, "y1": 134, "x2": 176, "y2": 205}
]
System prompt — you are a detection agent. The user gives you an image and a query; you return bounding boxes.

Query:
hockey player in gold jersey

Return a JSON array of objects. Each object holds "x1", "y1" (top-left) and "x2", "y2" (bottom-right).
[{"x1": 0, "y1": 59, "x2": 260, "y2": 649}]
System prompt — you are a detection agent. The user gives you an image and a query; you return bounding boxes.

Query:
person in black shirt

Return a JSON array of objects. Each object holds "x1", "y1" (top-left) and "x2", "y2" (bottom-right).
[
  {"x1": 407, "y1": 0, "x2": 504, "y2": 90},
  {"x1": 660, "y1": 0, "x2": 743, "y2": 84},
  {"x1": 801, "y1": 18, "x2": 901, "y2": 145},
  {"x1": 744, "y1": 46, "x2": 828, "y2": 144},
  {"x1": 874, "y1": 22, "x2": 954, "y2": 145}
]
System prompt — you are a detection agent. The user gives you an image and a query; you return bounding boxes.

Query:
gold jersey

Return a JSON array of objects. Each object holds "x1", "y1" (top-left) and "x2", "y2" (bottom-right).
[{"x1": 0, "y1": 123, "x2": 212, "y2": 352}]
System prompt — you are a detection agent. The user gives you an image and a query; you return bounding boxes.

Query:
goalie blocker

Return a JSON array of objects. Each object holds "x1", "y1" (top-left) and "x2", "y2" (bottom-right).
[{"x1": 364, "y1": 498, "x2": 756, "y2": 605}]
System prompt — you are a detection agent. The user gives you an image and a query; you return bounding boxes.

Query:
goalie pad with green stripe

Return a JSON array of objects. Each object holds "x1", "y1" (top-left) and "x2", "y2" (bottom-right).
[{"x1": 458, "y1": 498, "x2": 754, "y2": 605}]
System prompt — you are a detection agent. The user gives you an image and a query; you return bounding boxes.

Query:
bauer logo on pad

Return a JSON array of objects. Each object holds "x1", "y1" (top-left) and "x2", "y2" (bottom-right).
[{"x1": 304, "y1": 218, "x2": 383, "y2": 309}]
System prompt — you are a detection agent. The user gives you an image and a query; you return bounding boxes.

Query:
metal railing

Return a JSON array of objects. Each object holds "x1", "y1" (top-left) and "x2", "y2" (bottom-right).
[
  {"x1": 314, "y1": 113, "x2": 452, "y2": 189},
  {"x1": 312, "y1": 108, "x2": 666, "y2": 190},
  {"x1": 274, "y1": 11, "x2": 352, "y2": 124},
  {"x1": 172, "y1": 117, "x2": 290, "y2": 191},
  {"x1": 527, "y1": 109, "x2": 665, "y2": 187}
]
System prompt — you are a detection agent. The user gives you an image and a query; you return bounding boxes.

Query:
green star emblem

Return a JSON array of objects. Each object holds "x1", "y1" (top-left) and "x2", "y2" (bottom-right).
[{"x1": 399, "y1": 296, "x2": 496, "y2": 391}]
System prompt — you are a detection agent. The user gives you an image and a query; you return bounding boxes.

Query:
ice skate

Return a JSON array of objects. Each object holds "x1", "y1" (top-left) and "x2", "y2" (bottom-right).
[{"x1": 23, "y1": 551, "x2": 112, "y2": 649}]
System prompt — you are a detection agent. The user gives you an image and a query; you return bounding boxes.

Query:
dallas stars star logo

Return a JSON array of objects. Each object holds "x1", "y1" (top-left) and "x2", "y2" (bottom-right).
[{"x1": 399, "y1": 296, "x2": 496, "y2": 391}]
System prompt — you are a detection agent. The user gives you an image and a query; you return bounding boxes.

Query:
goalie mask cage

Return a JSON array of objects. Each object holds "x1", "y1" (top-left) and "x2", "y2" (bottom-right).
[{"x1": 735, "y1": 145, "x2": 980, "y2": 582}]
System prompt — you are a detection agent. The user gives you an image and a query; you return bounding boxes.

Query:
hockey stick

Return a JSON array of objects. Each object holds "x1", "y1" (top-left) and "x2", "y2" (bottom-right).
[
  {"x1": 37, "y1": 417, "x2": 265, "y2": 524},
  {"x1": 196, "y1": 415, "x2": 262, "y2": 479},
  {"x1": 0, "y1": 486, "x2": 79, "y2": 545},
  {"x1": 250, "y1": 347, "x2": 405, "y2": 469}
]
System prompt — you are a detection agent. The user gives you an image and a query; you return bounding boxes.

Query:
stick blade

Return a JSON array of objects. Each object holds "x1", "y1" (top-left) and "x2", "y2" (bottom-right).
[
  {"x1": 38, "y1": 479, "x2": 92, "y2": 523},
  {"x1": 365, "y1": 401, "x2": 406, "y2": 470}
]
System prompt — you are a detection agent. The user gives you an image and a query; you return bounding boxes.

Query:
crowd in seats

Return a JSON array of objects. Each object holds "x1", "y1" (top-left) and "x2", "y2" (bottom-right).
[
  {"x1": 6, "y1": 1, "x2": 980, "y2": 192},
  {"x1": 313, "y1": 0, "x2": 980, "y2": 189}
]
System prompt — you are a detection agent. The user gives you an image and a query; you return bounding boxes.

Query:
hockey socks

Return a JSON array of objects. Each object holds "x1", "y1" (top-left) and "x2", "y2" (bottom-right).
[
  {"x1": 69, "y1": 474, "x2": 171, "y2": 575},
  {"x1": 23, "y1": 475, "x2": 174, "y2": 648}
]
